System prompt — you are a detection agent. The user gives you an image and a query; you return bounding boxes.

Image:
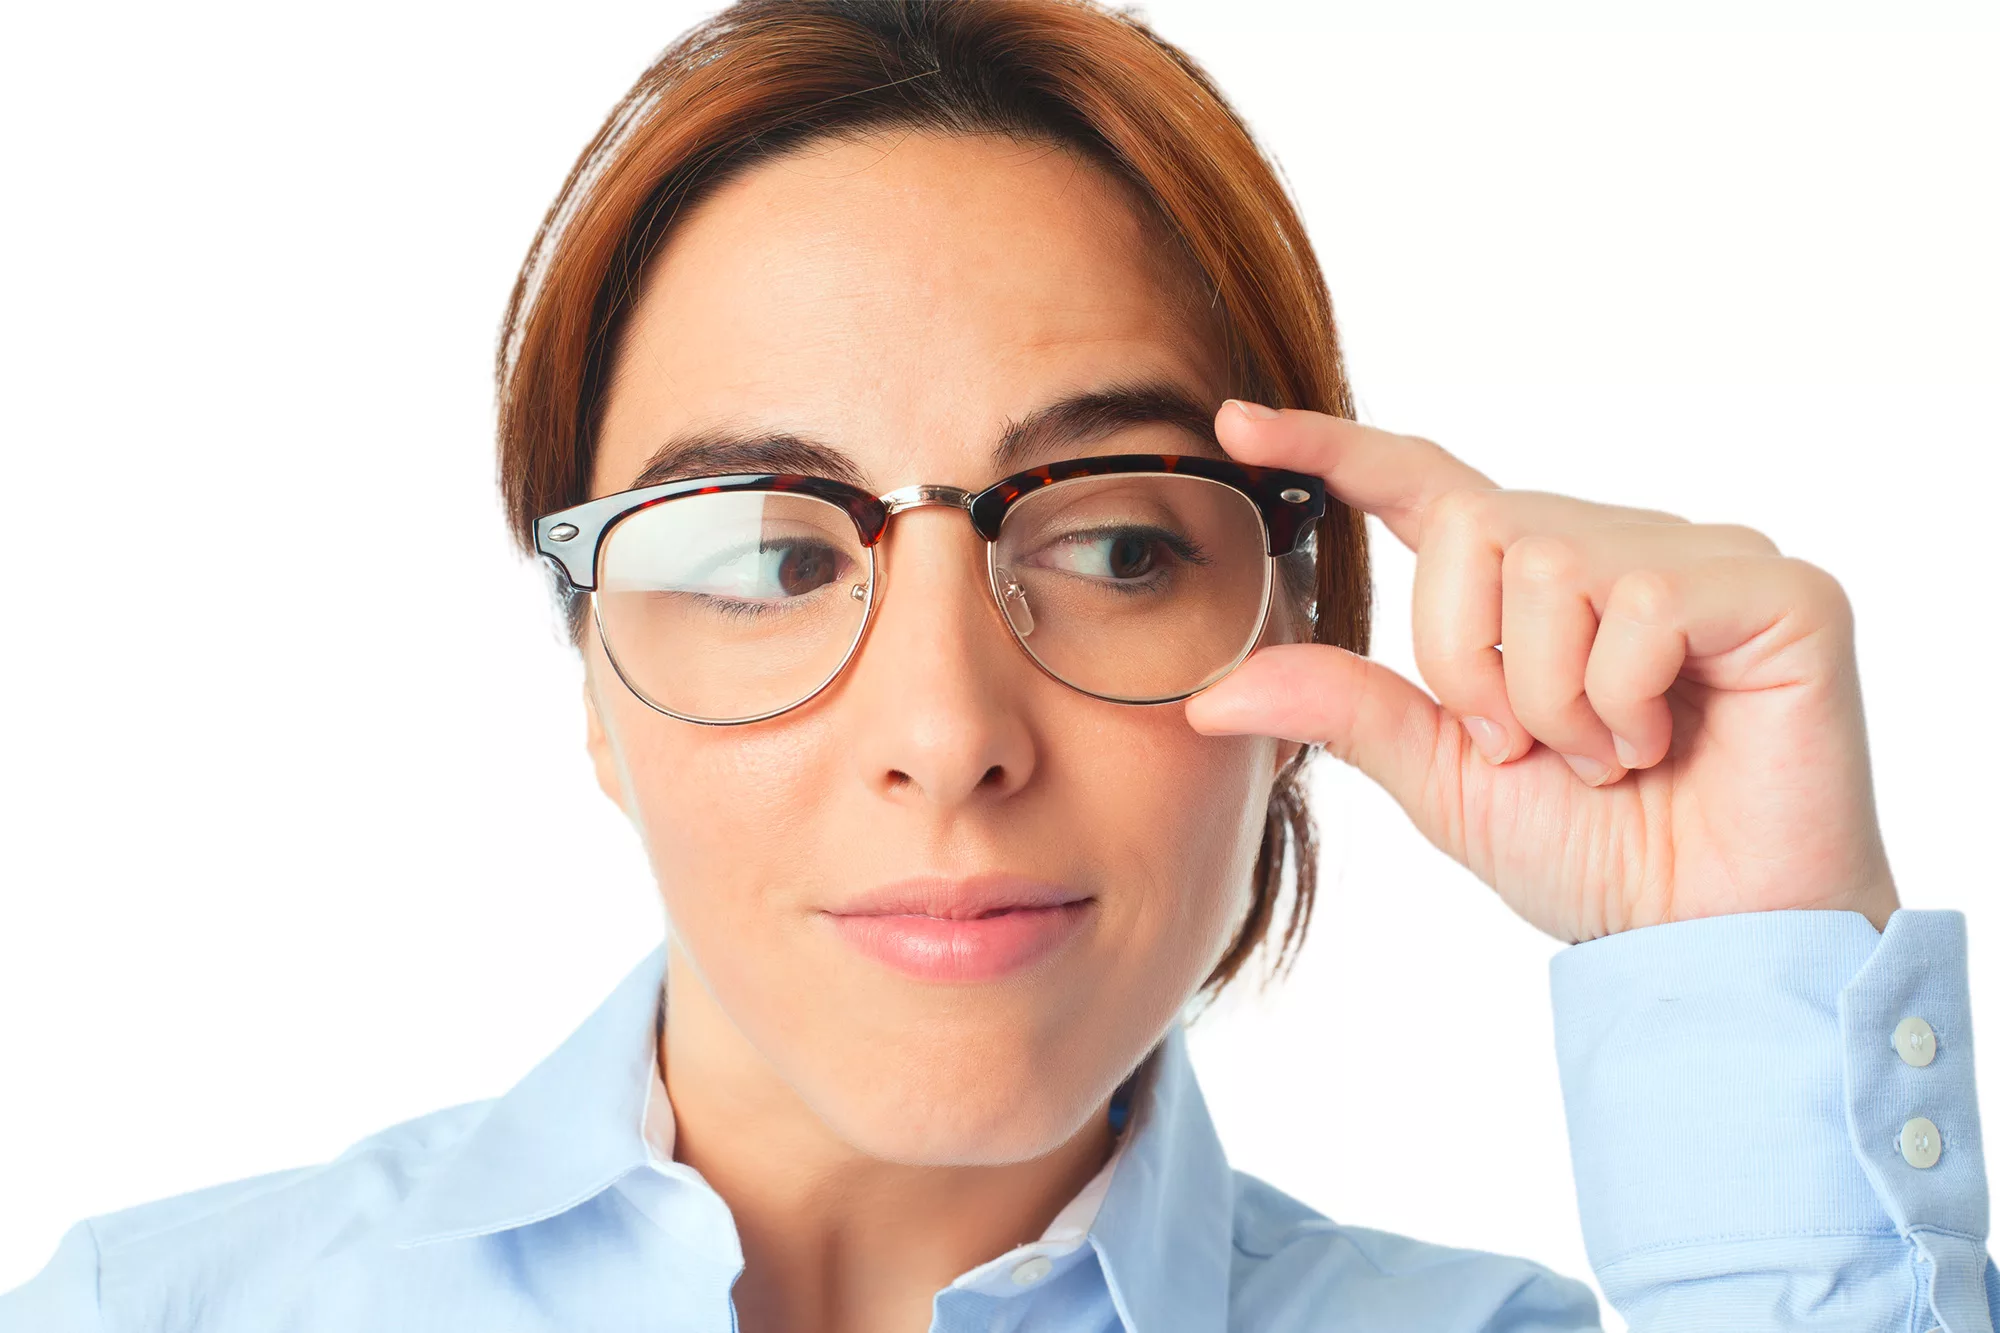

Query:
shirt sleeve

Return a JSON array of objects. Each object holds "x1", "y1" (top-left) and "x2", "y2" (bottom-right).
[
  {"x1": 0, "y1": 1221, "x2": 106, "y2": 1332},
  {"x1": 1550, "y1": 907, "x2": 1995, "y2": 1332}
]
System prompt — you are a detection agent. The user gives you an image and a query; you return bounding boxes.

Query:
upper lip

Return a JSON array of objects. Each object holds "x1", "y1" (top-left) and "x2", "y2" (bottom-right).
[{"x1": 825, "y1": 874, "x2": 1092, "y2": 920}]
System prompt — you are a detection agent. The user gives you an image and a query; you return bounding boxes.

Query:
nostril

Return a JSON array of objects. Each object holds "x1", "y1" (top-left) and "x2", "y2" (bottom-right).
[{"x1": 979, "y1": 764, "x2": 1006, "y2": 788}]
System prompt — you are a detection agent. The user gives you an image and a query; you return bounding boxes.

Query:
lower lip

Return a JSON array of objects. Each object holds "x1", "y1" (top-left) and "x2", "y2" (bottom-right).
[{"x1": 824, "y1": 902, "x2": 1093, "y2": 982}]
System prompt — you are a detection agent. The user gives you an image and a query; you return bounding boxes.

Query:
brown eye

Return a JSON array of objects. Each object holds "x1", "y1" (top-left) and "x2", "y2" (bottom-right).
[
  {"x1": 776, "y1": 542, "x2": 841, "y2": 595},
  {"x1": 1106, "y1": 534, "x2": 1157, "y2": 580},
  {"x1": 1022, "y1": 524, "x2": 1203, "y2": 587}
]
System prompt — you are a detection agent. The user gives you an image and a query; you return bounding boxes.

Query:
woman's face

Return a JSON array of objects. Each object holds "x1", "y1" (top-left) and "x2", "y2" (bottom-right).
[{"x1": 585, "y1": 131, "x2": 1286, "y2": 1165}]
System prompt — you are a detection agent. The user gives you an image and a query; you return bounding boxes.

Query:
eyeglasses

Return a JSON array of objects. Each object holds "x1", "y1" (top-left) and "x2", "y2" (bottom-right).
[{"x1": 535, "y1": 454, "x2": 1326, "y2": 725}]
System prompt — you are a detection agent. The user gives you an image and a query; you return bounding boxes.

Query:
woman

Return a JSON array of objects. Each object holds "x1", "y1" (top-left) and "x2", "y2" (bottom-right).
[{"x1": 4, "y1": 1, "x2": 1990, "y2": 1329}]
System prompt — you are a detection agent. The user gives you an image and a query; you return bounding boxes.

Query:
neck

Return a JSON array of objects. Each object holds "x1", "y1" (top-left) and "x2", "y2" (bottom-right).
[{"x1": 659, "y1": 942, "x2": 1116, "y2": 1333}]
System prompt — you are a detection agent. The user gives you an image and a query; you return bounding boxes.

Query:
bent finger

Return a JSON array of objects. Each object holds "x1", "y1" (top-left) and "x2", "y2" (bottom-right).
[
  {"x1": 1214, "y1": 403, "x2": 1494, "y2": 550},
  {"x1": 1500, "y1": 535, "x2": 1625, "y2": 785},
  {"x1": 1584, "y1": 570, "x2": 1688, "y2": 769}
]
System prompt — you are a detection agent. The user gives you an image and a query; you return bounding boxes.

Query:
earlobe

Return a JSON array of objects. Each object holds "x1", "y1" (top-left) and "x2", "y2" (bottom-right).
[{"x1": 582, "y1": 676, "x2": 632, "y2": 816}]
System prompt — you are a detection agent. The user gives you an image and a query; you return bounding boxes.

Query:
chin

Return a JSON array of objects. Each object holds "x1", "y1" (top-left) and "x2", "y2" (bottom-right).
[
  {"x1": 767, "y1": 919, "x2": 1226, "y2": 1165},
  {"x1": 757, "y1": 985, "x2": 1125, "y2": 1165},
  {"x1": 804, "y1": 1051, "x2": 1111, "y2": 1167}
]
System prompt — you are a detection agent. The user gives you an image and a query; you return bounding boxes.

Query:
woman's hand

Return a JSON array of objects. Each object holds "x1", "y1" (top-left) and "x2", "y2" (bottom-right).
[{"x1": 1188, "y1": 402, "x2": 1899, "y2": 942}]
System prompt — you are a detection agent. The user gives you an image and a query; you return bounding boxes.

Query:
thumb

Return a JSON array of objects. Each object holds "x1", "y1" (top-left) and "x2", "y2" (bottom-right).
[{"x1": 1186, "y1": 643, "x2": 1450, "y2": 818}]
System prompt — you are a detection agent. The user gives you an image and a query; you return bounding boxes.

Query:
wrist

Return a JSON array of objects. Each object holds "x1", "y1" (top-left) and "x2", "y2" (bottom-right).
[{"x1": 1661, "y1": 882, "x2": 1900, "y2": 935}]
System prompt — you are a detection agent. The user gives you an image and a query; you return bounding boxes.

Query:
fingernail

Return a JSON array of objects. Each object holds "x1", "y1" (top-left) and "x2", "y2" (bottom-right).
[
  {"x1": 1611, "y1": 734, "x2": 1640, "y2": 768},
  {"x1": 1562, "y1": 753, "x2": 1613, "y2": 786},
  {"x1": 1228, "y1": 398, "x2": 1281, "y2": 420},
  {"x1": 1460, "y1": 716, "x2": 1509, "y2": 764}
]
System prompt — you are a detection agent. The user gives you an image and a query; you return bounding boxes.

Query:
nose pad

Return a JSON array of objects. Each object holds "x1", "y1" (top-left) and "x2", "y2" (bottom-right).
[{"x1": 995, "y1": 568, "x2": 1035, "y2": 637}]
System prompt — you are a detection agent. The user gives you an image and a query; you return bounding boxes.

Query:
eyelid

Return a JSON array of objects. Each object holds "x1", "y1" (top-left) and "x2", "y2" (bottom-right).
[{"x1": 670, "y1": 534, "x2": 846, "y2": 585}]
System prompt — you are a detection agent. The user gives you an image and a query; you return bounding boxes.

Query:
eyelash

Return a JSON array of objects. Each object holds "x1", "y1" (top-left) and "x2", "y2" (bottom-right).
[{"x1": 1051, "y1": 523, "x2": 1212, "y2": 567}]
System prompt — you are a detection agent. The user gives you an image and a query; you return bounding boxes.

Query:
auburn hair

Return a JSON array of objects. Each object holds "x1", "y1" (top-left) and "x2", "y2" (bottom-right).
[{"x1": 496, "y1": 0, "x2": 1371, "y2": 997}]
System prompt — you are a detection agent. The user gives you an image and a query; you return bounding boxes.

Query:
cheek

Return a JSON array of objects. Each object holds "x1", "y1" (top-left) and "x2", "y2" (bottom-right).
[
  {"x1": 602, "y1": 685, "x2": 837, "y2": 927},
  {"x1": 1056, "y1": 708, "x2": 1276, "y2": 978}
]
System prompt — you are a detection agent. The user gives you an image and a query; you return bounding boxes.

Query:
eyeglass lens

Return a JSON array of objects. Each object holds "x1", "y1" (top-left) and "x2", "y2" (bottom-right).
[{"x1": 593, "y1": 473, "x2": 1272, "y2": 722}]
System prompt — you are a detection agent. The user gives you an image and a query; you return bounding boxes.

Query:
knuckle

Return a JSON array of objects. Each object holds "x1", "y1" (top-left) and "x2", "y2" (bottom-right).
[
  {"x1": 1409, "y1": 435, "x2": 1456, "y2": 469},
  {"x1": 1781, "y1": 556, "x2": 1854, "y2": 627},
  {"x1": 1419, "y1": 486, "x2": 1493, "y2": 546},
  {"x1": 1504, "y1": 533, "x2": 1582, "y2": 588},
  {"x1": 1702, "y1": 522, "x2": 1781, "y2": 556},
  {"x1": 1608, "y1": 567, "x2": 1679, "y2": 627}
]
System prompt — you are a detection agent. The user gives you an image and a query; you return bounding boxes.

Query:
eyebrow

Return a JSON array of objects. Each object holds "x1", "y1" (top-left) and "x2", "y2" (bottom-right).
[
  {"x1": 626, "y1": 383, "x2": 1224, "y2": 493},
  {"x1": 992, "y1": 383, "x2": 1223, "y2": 471}
]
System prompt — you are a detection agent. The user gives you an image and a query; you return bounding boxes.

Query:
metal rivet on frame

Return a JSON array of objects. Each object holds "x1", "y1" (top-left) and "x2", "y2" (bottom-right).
[
  {"x1": 850, "y1": 583, "x2": 867, "y2": 601},
  {"x1": 1279, "y1": 488, "x2": 1310, "y2": 504},
  {"x1": 548, "y1": 523, "x2": 580, "y2": 542}
]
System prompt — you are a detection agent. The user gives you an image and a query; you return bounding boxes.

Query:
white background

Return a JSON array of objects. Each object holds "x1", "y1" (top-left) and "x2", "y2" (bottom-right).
[{"x1": 2, "y1": 2, "x2": 1994, "y2": 1323}]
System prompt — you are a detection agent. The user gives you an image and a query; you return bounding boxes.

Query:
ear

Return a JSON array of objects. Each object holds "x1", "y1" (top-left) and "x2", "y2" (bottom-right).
[{"x1": 582, "y1": 674, "x2": 631, "y2": 816}]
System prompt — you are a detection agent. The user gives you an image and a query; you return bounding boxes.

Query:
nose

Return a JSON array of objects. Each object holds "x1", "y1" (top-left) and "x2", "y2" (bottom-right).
[{"x1": 840, "y1": 509, "x2": 1038, "y2": 809}]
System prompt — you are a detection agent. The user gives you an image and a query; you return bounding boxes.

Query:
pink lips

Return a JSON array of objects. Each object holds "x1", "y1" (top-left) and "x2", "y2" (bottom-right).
[{"x1": 821, "y1": 875, "x2": 1094, "y2": 982}]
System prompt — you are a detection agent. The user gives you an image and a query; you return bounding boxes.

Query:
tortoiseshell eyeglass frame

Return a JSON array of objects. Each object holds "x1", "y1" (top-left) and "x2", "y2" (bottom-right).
[{"x1": 534, "y1": 454, "x2": 1327, "y2": 724}]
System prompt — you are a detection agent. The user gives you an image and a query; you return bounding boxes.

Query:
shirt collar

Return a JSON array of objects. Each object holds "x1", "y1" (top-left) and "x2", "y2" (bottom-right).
[
  {"x1": 389, "y1": 942, "x2": 667, "y2": 1248},
  {"x1": 387, "y1": 939, "x2": 1238, "y2": 1333},
  {"x1": 1085, "y1": 1022, "x2": 1236, "y2": 1333}
]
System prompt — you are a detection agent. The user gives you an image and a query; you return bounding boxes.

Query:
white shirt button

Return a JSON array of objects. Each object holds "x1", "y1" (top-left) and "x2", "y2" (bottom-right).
[
  {"x1": 1899, "y1": 1116, "x2": 1942, "y2": 1168},
  {"x1": 1010, "y1": 1256, "x2": 1054, "y2": 1287},
  {"x1": 1893, "y1": 1016, "x2": 1937, "y2": 1067}
]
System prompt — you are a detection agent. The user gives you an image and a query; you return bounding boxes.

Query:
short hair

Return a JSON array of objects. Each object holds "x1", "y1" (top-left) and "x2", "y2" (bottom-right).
[{"x1": 495, "y1": 0, "x2": 1372, "y2": 997}]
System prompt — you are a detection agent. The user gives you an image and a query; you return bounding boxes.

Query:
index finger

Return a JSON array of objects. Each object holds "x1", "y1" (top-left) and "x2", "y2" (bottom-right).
[{"x1": 1214, "y1": 400, "x2": 1495, "y2": 550}]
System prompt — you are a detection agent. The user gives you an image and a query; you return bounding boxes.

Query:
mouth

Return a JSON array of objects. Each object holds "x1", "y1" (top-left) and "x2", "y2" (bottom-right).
[{"x1": 820, "y1": 875, "x2": 1095, "y2": 983}]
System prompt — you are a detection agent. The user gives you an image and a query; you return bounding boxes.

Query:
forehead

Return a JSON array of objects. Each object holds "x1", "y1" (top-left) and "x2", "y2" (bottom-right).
[{"x1": 595, "y1": 131, "x2": 1227, "y2": 495}]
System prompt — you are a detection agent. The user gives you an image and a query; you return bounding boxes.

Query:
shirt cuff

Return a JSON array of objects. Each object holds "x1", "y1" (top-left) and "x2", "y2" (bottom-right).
[{"x1": 1550, "y1": 908, "x2": 1988, "y2": 1268}]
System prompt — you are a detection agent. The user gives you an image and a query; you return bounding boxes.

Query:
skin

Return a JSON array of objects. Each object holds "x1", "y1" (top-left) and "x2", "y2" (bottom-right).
[
  {"x1": 584, "y1": 132, "x2": 1285, "y2": 1332},
  {"x1": 1187, "y1": 407, "x2": 1899, "y2": 941},
  {"x1": 578, "y1": 130, "x2": 1899, "y2": 1333}
]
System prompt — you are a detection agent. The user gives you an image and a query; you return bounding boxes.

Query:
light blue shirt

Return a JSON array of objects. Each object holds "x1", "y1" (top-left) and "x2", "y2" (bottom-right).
[{"x1": 4, "y1": 909, "x2": 1992, "y2": 1331}]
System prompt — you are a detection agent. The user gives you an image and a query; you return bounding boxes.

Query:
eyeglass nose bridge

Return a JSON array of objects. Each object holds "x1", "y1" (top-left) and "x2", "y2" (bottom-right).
[
  {"x1": 867, "y1": 480, "x2": 1010, "y2": 623},
  {"x1": 878, "y1": 483, "x2": 975, "y2": 516},
  {"x1": 866, "y1": 481, "x2": 1031, "y2": 642}
]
